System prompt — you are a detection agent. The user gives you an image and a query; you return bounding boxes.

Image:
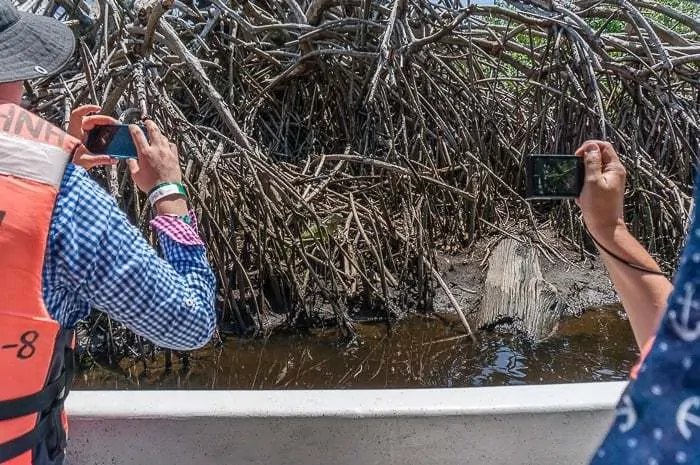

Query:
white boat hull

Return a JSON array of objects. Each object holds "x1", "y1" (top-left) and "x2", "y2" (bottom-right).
[{"x1": 65, "y1": 381, "x2": 626, "y2": 465}]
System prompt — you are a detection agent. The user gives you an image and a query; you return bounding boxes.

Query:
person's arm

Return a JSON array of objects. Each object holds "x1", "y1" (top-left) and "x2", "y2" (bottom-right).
[
  {"x1": 591, "y1": 223, "x2": 672, "y2": 348},
  {"x1": 50, "y1": 165, "x2": 216, "y2": 349},
  {"x1": 575, "y1": 140, "x2": 672, "y2": 349},
  {"x1": 50, "y1": 117, "x2": 216, "y2": 350}
]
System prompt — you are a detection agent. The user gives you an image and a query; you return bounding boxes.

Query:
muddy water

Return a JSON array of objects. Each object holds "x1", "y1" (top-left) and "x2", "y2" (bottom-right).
[{"x1": 74, "y1": 305, "x2": 638, "y2": 390}]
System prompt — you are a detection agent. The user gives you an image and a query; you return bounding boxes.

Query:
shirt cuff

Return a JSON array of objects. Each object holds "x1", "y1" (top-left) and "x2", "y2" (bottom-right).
[{"x1": 150, "y1": 210, "x2": 204, "y2": 246}]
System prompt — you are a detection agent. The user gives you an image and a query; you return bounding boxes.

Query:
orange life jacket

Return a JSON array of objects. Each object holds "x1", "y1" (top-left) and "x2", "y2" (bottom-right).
[{"x1": 0, "y1": 103, "x2": 79, "y2": 465}]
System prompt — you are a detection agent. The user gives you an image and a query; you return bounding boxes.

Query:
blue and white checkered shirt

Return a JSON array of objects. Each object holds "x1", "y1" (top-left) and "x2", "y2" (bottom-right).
[{"x1": 42, "y1": 163, "x2": 216, "y2": 350}]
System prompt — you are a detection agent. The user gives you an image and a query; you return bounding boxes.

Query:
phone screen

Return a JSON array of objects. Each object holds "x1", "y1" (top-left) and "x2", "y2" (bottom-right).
[
  {"x1": 84, "y1": 124, "x2": 146, "y2": 159},
  {"x1": 526, "y1": 155, "x2": 584, "y2": 199}
]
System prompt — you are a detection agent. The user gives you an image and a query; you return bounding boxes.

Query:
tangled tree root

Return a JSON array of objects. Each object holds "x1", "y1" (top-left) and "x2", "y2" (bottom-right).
[{"x1": 14, "y1": 0, "x2": 700, "y2": 351}]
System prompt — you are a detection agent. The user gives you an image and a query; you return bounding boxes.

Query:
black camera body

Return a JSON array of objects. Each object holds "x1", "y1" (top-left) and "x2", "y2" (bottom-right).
[{"x1": 525, "y1": 154, "x2": 584, "y2": 199}]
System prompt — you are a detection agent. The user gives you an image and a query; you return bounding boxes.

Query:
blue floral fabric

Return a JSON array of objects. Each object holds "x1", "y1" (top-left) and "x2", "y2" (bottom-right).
[{"x1": 591, "y1": 171, "x2": 700, "y2": 465}]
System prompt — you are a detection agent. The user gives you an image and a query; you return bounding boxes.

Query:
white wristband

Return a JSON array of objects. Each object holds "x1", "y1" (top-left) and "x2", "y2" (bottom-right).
[{"x1": 148, "y1": 183, "x2": 186, "y2": 207}]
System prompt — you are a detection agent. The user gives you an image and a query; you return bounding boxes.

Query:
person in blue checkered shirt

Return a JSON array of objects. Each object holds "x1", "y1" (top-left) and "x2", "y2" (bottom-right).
[
  {"x1": 0, "y1": 4, "x2": 216, "y2": 462},
  {"x1": 0, "y1": 5, "x2": 216, "y2": 352}
]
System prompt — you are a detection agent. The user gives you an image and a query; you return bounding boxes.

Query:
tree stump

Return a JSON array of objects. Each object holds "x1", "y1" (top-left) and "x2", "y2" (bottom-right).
[{"x1": 476, "y1": 236, "x2": 564, "y2": 341}]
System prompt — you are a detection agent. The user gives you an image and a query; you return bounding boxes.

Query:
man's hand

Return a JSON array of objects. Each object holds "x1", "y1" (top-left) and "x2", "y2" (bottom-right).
[
  {"x1": 575, "y1": 140, "x2": 627, "y2": 241},
  {"x1": 68, "y1": 105, "x2": 117, "y2": 170},
  {"x1": 127, "y1": 120, "x2": 188, "y2": 216}
]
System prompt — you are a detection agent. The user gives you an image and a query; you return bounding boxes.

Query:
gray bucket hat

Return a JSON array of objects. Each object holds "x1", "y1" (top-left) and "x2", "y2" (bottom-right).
[{"x1": 0, "y1": 0, "x2": 75, "y2": 83}]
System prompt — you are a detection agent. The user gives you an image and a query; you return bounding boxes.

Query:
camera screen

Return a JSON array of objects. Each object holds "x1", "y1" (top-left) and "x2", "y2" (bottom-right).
[{"x1": 529, "y1": 156, "x2": 582, "y2": 197}]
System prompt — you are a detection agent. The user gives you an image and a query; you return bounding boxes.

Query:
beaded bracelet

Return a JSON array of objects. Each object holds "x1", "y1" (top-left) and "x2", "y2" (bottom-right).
[{"x1": 148, "y1": 182, "x2": 187, "y2": 207}]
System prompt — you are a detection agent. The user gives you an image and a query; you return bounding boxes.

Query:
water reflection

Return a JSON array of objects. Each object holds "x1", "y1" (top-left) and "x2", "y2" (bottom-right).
[{"x1": 74, "y1": 305, "x2": 639, "y2": 390}]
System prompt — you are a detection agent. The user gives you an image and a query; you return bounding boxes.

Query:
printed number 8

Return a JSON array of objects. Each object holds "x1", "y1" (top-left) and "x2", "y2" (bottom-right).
[{"x1": 17, "y1": 331, "x2": 38, "y2": 359}]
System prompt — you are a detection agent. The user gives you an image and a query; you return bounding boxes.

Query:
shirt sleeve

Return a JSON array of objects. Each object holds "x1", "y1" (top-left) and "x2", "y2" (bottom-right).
[{"x1": 49, "y1": 165, "x2": 216, "y2": 350}]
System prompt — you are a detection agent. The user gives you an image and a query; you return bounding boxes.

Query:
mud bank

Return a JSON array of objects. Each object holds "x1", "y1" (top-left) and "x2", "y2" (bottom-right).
[{"x1": 433, "y1": 233, "x2": 617, "y2": 336}]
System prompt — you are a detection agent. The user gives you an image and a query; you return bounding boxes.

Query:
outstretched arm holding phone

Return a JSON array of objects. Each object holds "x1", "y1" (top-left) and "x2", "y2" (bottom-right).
[
  {"x1": 42, "y1": 107, "x2": 216, "y2": 349},
  {"x1": 575, "y1": 140, "x2": 673, "y2": 350}
]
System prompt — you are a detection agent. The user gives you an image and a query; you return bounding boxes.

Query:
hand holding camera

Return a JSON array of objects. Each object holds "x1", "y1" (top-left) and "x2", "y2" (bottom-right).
[
  {"x1": 527, "y1": 141, "x2": 663, "y2": 278},
  {"x1": 574, "y1": 140, "x2": 627, "y2": 241},
  {"x1": 525, "y1": 141, "x2": 627, "y2": 243},
  {"x1": 77, "y1": 111, "x2": 186, "y2": 215}
]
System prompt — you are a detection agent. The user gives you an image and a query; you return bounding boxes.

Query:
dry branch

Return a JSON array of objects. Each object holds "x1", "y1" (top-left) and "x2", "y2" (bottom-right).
[{"x1": 17, "y1": 0, "x2": 700, "y2": 350}]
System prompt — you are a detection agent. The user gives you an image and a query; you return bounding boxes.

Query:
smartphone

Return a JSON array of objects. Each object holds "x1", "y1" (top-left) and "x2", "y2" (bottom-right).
[
  {"x1": 84, "y1": 124, "x2": 147, "y2": 159},
  {"x1": 525, "y1": 154, "x2": 584, "y2": 199}
]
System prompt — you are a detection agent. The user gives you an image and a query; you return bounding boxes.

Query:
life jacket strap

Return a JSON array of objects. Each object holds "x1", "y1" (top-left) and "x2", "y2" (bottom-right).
[
  {"x1": 0, "y1": 371, "x2": 67, "y2": 422},
  {"x1": 0, "y1": 329, "x2": 75, "y2": 463},
  {"x1": 0, "y1": 415, "x2": 51, "y2": 463}
]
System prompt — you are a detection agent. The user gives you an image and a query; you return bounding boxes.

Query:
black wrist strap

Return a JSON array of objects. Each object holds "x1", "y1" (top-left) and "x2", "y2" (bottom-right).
[{"x1": 586, "y1": 228, "x2": 666, "y2": 277}]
